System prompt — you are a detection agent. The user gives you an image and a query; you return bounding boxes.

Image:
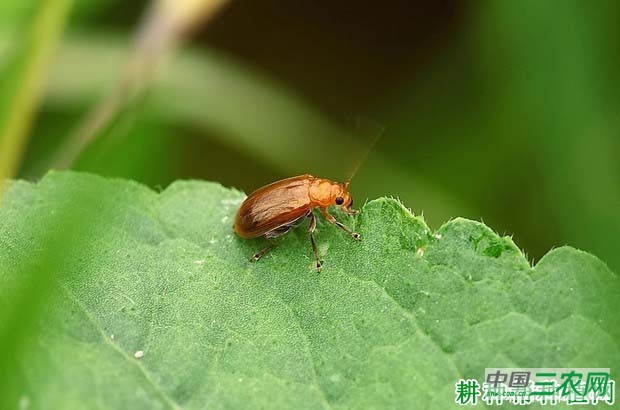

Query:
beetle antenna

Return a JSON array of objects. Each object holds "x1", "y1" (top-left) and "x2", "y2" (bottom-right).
[{"x1": 346, "y1": 117, "x2": 385, "y2": 183}]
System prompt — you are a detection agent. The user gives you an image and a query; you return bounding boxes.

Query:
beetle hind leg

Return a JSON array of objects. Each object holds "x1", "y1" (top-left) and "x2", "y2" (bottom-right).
[
  {"x1": 251, "y1": 213, "x2": 309, "y2": 263},
  {"x1": 251, "y1": 244, "x2": 274, "y2": 261},
  {"x1": 308, "y1": 211, "x2": 323, "y2": 271}
]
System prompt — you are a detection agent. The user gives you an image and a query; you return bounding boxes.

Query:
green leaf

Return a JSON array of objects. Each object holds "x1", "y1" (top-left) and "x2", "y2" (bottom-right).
[
  {"x1": 0, "y1": 0, "x2": 73, "y2": 184},
  {"x1": 1, "y1": 171, "x2": 618, "y2": 409}
]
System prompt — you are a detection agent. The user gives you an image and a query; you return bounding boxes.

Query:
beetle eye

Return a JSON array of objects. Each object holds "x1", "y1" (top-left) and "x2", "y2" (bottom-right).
[{"x1": 335, "y1": 197, "x2": 344, "y2": 205}]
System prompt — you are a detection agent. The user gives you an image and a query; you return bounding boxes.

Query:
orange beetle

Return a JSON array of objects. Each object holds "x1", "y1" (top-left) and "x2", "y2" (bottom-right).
[{"x1": 234, "y1": 174, "x2": 360, "y2": 270}]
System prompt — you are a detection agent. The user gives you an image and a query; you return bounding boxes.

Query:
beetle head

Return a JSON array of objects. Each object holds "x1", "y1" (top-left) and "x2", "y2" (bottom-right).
[{"x1": 334, "y1": 181, "x2": 358, "y2": 214}]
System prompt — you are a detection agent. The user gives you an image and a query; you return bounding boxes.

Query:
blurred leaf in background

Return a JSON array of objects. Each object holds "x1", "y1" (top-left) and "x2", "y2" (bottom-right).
[
  {"x1": 383, "y1": 0, "x2": 620, "y2": 270},
  {"x1": 49, "y1": 0, "x2": 231, "y2": 170},
  {"x1": 0, "y1": 173, "x2": 107, "y2": 406},
  {"x1": 2, "y1": 0, "x2": 618, "y2": 269},
  {"x1": 474, "y1": 0, "x2": 620, "y2": 275},
  {"x1": 0, "y1": 0, "x2": 72, "y2": 192}
]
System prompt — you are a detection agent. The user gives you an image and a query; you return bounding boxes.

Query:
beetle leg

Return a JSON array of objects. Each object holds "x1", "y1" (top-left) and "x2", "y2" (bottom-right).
[
  {"x1": 308, "y1": 211, "x2": 322, "y2": 271},
  {"x1": 251, "y1": 242, "x2": 274, "y2": 261},
  {"x1": 320, "y1": 208, "x2": 361, "y2": 240}
]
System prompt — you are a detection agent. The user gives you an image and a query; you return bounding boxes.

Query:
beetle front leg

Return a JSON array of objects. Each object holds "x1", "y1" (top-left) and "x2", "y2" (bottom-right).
[
  {"x1": 320, "y1": 208, "x2": 361, "y2": 240},
  {"x1": 308, "y1": 211, "x2": 322, "y2": 271}
]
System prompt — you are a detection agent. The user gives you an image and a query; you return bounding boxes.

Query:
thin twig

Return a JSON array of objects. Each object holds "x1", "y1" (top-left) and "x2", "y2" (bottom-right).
[{"x1": 50, "y1": 0, "x2": 231, "y2": 170}]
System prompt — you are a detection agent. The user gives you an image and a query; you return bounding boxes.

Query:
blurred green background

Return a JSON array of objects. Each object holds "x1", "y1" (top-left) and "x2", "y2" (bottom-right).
[{"x1": 1, "y1": 0, "x2": 618, "y2": 271}]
